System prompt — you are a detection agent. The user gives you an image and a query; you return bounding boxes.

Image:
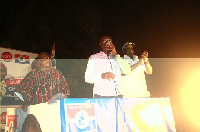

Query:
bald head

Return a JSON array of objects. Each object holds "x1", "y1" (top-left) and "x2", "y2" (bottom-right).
[{"x1": 38, "y1": 52, "x2": 50, "y2": 59}]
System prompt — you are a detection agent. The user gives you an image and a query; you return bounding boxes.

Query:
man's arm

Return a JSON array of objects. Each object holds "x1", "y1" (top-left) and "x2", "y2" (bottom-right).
[
  {"x1": 15, "y1": 76, "x2": 33, "y2": 112},
  {"x1": 115, "y1": 55, "x2": 131, "y2": 75},
  {"x1": 85, "y1": 58, "x2": 103, "y2": 83},
  {"x1": 109, "y1": 43, "x2": 131, "y2": 75},
  {"x1": 58, "y1": 70, "x2": 70, "y2": 97},
  {"x1": 144, "y1": 61, "x2": 153, "y2": 75},
  {"x1": 85, "y1": 57, "x2": 116, "y2": 82},
  {"x1": 21, "y1": 92, "x2": 31, "y2": 111},
  {"x1": 130, "y1": 58, "x2": 143, "y2": 71},
  {"x1": 128, "y1": 59, "x2": 152, "y2": 75},
  {"x1": 141, "y1": 51, "x2": 153, "y2": 75},
  {"x1": 15, "y1": 72, "x2": 34, "y2": 104}
]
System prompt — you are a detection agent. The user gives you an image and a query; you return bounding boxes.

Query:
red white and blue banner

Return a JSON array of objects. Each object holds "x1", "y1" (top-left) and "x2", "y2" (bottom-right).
[
  {"x1": 61, "y1": 98, "x2": 117, "y2": 132},
  {"x1": 14, "y1": 54, "x2": 30, "y2": 64},
  {"x1": 0, "y1": 47, "x2": 38, "y2": 105}
]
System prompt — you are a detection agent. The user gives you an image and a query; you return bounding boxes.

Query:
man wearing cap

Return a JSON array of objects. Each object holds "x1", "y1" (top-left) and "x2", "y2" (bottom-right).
[{"x1": 121, "y1": 42, "x2": 153, "y2": 97}]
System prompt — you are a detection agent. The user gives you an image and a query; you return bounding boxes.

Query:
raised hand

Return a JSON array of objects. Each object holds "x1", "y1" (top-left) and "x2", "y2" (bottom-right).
[{"x1": 140, "y1": 51, "x2": 149, "y2": 63}]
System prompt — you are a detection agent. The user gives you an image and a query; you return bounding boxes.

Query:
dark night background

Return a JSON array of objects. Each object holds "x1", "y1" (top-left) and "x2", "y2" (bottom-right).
[
  {"x1": 1, "y1": 0, "x2": 200, "y2": 131},
  {"x1": 1, "y1": 0, "x2": 200, "y2": 58}
]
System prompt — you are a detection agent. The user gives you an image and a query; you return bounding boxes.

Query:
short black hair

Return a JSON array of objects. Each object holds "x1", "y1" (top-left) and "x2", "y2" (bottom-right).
[
  {"x1": 21, "y1": 114, "x2": 42, "y2": 132},
  {"x1": 100, "y1": 35, "x2": 112, "y2": 42}
]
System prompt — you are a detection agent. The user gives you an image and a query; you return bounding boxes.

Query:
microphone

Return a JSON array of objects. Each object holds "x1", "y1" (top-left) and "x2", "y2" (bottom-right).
[
  {"x1": 107, "y1": 50, "x2": 111, "y2": 56},
  {"x1": 106, "y1": 41, "x2": 114, "y2": 56}
]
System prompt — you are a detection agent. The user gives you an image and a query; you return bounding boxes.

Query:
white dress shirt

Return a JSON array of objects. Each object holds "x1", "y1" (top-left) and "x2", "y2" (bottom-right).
[{"x1": 85, "y1": 51, "x2": 122, "y2": 97}]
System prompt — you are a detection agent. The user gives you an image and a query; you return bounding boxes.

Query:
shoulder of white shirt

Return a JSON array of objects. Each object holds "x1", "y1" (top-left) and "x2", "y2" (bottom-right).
[{"x1": 89, "y1": 51, "x2": 107, "y2": 59}]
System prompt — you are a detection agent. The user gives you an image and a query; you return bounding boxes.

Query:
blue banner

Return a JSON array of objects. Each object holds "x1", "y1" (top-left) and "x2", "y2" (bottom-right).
[
  {"x1": 60, "y1": 98, "x2": 117, "y2": 132},
  {"x1": 60, "y1": 98, "x2": 176, "y2": 132}
]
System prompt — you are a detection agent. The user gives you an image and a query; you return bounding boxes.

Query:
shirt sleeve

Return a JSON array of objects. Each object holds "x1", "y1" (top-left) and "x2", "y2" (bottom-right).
[
  {"x1": 85, "y1": 57, "x2": 102, "y2": 84},
  {"x1": 57, "y1": 70, "x2": 70, "y2": 96},
  {"x1": 141, "y1": 64, "x2": 146, "y2": 71},
  {"x1": 15, "y1": 72, "x2": 34, "y2": 102},
  {"x1": 115, "y1": 54, "x2": 131, "y2": 74}
]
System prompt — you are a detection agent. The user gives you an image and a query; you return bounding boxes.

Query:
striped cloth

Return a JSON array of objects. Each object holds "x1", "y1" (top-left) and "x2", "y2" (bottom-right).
[{"x1": 15, "y1": 68, "x2": 70, "y2": 105}]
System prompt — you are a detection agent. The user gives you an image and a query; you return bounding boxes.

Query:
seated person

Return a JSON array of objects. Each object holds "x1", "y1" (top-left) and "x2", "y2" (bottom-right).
[{"x1": 15, "y1": 52, "x2": 70, "y2": 111}]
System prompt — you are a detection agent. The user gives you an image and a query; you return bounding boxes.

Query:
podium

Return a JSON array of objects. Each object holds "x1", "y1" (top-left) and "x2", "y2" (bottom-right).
[{"x1": 5, "y1": 98, "x2": 176, "y2": 132}]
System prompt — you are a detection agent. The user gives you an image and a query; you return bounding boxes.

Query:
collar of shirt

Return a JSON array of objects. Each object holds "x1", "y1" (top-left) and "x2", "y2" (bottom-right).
[
  {"x1": 124, "y1": 55, "x2": 139, "y2": 66},
  {"x1": 98, "y1": 51, "x2": 115, "y2": 59},
  {"x1": 92, "y1": 51, "x2": 108, "y2": 59}
]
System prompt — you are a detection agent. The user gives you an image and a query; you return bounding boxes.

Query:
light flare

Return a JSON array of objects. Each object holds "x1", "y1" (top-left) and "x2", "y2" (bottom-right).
[{"x1": 179, "y1": 69, "x2": 200, "y2": 128}]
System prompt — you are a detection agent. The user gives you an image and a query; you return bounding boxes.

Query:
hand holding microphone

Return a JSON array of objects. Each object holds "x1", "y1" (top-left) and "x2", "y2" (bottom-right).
[{"x1": 105, "y1": 40, "x2": 117, "y2": 56}]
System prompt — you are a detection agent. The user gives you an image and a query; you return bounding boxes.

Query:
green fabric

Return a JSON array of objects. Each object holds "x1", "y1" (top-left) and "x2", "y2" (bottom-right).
[{"x1": 115, "y1": 54, "x2": 131, "y2": 74}]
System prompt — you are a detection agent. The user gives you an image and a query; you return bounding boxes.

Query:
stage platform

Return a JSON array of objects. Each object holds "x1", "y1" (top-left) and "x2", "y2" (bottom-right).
[{"x1": 5, "y1": 98, "x2": 176, "y2": 132}]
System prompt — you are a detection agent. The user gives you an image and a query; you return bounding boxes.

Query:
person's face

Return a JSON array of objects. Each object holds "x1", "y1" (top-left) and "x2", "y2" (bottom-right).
[
  {"x1": 0, "y1": 64, "x2": 7, "y2": 80},
  {"x1": 39, "y1": 53, "x2": 50, "y2": 68},
  {"x1": 125, "y1": 44, "x2": 134, "y2": 57},
  {"x1": 99, "y1": 36, "x2": 112, "y2": 52}
]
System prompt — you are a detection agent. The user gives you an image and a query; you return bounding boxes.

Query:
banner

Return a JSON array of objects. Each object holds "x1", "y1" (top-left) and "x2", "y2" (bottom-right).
[
  {"x1": 0, "y1": 47, "x2": 38, "y2": 105},
  {"x1": 117, "y1": 98, "x2": 176, "y2": 132},
  {"x1": 61, "y1": 98, "x2": 176, "y2": 132},
  {"x1": 61, "y1": 98, "x2": 117, "y2": 132},
  {"x1": 5, "y1": 107, "x2": 29, "y2": 132},
  {"x1": 4, "y1": 98, "x2": 176, "y2": 132},
  {"x1": 0, "y1": 107, "x2": 7, "y2": 131}
]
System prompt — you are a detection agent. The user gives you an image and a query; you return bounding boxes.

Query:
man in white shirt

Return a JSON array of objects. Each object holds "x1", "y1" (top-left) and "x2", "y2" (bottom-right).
[
  {"x1": 121, "y1": 42, "x2": 153, "y2": 97},
  {"x1": 85, "y1": 35, "x2": 124, "y2": 97}
]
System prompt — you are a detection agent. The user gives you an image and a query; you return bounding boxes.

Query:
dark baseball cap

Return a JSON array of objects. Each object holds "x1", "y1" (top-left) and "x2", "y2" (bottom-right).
[{"x1": 122, "y1": 42, "x2": 135, "y2": 51}]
